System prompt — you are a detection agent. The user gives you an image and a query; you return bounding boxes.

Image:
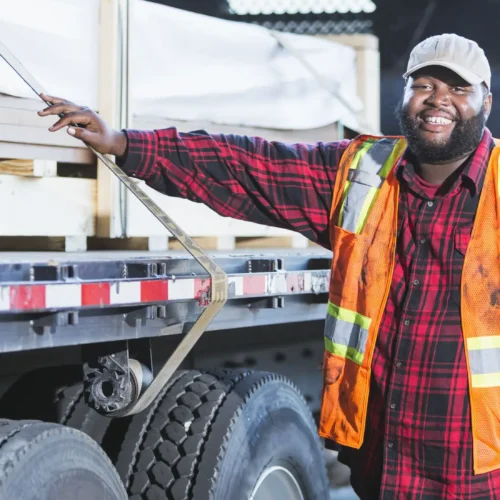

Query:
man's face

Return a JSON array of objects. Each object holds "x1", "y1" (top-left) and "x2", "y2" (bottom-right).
[{"x1": 396, "y1": 66, "x2": 492, "y2": 163}]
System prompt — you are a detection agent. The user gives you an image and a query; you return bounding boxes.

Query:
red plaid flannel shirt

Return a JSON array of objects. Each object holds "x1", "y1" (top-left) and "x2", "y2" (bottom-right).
[{"x1": 119, "y1": 126, "x2": 500, "y2": 499}]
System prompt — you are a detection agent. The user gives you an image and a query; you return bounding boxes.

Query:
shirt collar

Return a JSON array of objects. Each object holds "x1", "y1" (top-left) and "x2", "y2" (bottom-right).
[{"x1": 396, "y1": 127, "x2": 494, "y2": 197}]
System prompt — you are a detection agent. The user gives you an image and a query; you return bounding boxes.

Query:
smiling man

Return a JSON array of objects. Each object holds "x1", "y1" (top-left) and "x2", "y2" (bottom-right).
[{"x1": 40, "y1": 33, "x2": 500, "y2": 499}]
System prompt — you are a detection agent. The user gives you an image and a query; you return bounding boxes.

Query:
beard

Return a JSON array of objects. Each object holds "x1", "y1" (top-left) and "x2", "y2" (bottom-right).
[{"x1": 395, "y1": 100, "x2": 486, "y2": 163}]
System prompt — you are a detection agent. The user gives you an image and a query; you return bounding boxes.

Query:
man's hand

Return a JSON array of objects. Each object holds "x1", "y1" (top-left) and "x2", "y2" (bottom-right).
[{"x1": 38, "y1": 94, "x2": 128, "y2": 158}]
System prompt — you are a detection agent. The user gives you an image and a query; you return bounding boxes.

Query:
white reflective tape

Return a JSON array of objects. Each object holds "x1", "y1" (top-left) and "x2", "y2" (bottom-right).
[
  {"x1": 0, "y1": 286, "x2": 10, "y2": 311},
  {"x1": 312, "y1": 274, "x2": 329, "y2": 294},
  {"x1": 266, "y1": 273, "x2": 287, "y2": 294},
  {"x1": 228, "y1": 277, "x2": 244, "y2": 297},
  {"x1": 46, "y1": 284, "x2": 81, "y2": 308},
  {"x1": 304, "y1": 272, "x2": 312, "y2": 293},
  {"x1": 169, "y1": 279, "x2": 195, "y2": 300},
  {"x1": 110, "y1": 281, "x2": 141, "y2": 305}
]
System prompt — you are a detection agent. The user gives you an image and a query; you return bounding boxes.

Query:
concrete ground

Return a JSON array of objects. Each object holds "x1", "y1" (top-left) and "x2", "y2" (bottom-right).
[
  {"x1": 330, "y1": 486, "x2": 359, "y2": 499},
  {"x1": 325, "y1": 448, "x2": 359, "y2": 499}
]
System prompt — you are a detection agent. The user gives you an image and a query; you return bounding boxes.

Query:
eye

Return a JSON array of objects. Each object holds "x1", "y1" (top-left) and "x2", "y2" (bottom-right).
[
  {"x1": 451, "y1": 86, "x2": 467, "y2": 94},
  {"x1": 412, "y1": 84, "x2": 433, "y2": 91}
]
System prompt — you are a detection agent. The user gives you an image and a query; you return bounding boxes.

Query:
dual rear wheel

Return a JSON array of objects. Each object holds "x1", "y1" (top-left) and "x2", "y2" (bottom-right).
[{"x1": 0, "y1": 369, "x2": 329, "y2": 500}]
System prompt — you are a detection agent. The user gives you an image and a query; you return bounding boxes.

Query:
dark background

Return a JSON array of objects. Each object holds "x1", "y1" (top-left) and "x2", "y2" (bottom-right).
[{"x1": 148, "y1": 0, "x2": 500, "y2": 136}]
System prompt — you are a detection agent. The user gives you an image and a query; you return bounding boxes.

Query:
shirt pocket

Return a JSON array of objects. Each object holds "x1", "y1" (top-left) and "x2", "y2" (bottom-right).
[{"x1": 454, "y1": 224, "x2": 472, "y2": 256}]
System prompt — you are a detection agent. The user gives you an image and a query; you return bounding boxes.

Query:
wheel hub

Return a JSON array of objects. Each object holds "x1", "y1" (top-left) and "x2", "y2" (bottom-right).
[{"x1": 250, "y1": 466, "x2": 305, "y2": 500}]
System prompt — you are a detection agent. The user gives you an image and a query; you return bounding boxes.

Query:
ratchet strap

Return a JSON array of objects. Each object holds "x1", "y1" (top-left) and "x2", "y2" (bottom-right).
[{"x1": 0, "y1": 39, "x2": 228, "y2": 416}]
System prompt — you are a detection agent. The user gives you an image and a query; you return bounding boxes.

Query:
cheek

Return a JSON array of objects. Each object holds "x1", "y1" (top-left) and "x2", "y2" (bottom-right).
[
  {"x1": 456, "y1": 97, "x2": 483, "y2": 120},
  {"x1": 404, "y1": 94, "x2": 424, "y2": 117}
]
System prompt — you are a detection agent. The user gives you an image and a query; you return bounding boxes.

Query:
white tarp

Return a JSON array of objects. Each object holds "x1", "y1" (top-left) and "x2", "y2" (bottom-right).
[{"x1": 0, "y1": 0, "x2": 362, "y2": 131}]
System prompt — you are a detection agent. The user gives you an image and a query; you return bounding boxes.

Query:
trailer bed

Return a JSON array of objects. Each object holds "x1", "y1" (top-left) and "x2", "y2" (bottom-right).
[{"x1": 0, "y1": 249, "x2": 331, "y2": 353}]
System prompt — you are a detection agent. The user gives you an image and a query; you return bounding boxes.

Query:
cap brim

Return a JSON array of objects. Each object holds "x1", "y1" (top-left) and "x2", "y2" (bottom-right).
[{"x1": 403, "y1": 61, "x2": 484, "y2": 86}]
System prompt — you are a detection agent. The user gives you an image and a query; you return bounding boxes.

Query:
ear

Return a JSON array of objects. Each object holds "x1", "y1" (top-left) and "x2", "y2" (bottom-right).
[{"x1": 484, "y1": 91, "x2": 493, "y2": 118}]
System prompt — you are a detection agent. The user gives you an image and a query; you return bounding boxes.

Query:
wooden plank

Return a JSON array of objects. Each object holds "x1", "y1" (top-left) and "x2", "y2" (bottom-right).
[
  {"x1": 0, "y1": 96, "x2": 41, "y2": 111},
  {"x1": 0, "y1": 97, "x2": 93, "y2": 163},
  {"x1": 234, "y1": 236, "x2": 307, "y2": 249},
  {"x1": 0, "y1": 141, "x2": 93, "y2": 165},
  {"x1": 167, "y1": 235, "x2": 309, "y2": 251},
  {"x1": 0, "y1": 123, "x2": 90, "y2": 150},
  {"x1": 88, "y1": 236, "x2": 168, "y2": 251},
  {"x1": 0, "y1": 236, "x2": 87, "y2": 252},
  {"x1": 0, "y1": 159, "x2": 57, "y2": 177},
  {"x1": 0, "y1": 175, "x2": 95, "y2": 236},
  {"x1": 167, "y1": 236, "x2": 236, "y2": 251},
  {"x1": 96, "y1": 0, "x2": 131, "y2": 238}
]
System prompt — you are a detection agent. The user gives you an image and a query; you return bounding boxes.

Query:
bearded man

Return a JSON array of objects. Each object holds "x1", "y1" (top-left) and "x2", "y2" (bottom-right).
[{"x1": 40, "y1": 33, "x2": 500, "y2": 499}]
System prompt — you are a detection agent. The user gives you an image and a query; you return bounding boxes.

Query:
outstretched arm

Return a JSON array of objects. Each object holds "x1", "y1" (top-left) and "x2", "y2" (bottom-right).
[
  {"x1": 119, "y1": 128, "x2": 348, "y2": 247},
  {"x1": 40, "y1": 95, "x2": 349, "y2": 248}
]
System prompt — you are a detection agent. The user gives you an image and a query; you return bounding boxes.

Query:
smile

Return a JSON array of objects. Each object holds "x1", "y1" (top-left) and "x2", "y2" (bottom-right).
[{"x1": 423, "y1": 116, "x2": 453, "y2": 125}]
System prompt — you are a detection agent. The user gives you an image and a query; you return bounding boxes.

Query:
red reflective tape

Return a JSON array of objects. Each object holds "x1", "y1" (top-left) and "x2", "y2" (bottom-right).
[
  {"x1": 194, "y1": 278, "x2": 211, "y2": 305},
  {"x1": 141, "y1": 280, "x2": 168, "y2": 303},
  {"x1": 243, "y1": 275, "x2": 267, "y2": 295},
  {"x1": 82, "y1": 283, "x2": 110, "y2": 307},
  {"x1": 10, "y1": 285, "x2": 46, "y2": 310},
  {"x1": 287, "y1": 273, "x2": 305, "y2": 293},
  {"x1": 287, "y1": 273, "x2": 299, "y2": 293}
]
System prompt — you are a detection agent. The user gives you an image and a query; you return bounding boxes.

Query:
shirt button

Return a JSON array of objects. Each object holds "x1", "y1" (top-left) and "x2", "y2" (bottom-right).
[
  {"x1": 427, "y1": 201, "x2": 434, "y2": 207},
  {"x1": 404, "y1": 319, "x2": 411, "y2": 326},
  {"x1": 420, "y1": 238, "x2": 426, "y2": 244},
  {"x1": 413, "y1": 279, "x2": 420, "y2": 286},
  {"x1": 395, "y1": 361, "x2": 402, "y2": 368},
  {"x1": 388, "y1": 441, "x2": 394, "y2": 448},
  {"x1": 390, "y1": 403, "x2": 397, "y2": 410}
]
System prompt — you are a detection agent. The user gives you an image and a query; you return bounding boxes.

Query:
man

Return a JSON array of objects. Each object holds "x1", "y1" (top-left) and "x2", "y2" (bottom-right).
[{"x1": 40, "y1": 33, "x2": 499, "y2": 498}]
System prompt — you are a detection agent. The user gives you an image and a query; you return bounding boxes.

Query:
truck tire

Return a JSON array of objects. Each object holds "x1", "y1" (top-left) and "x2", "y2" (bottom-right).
[
  {"x1": 0, "y1": 419, "x2": 127, "y2": 500},
  {"x1": 55, "y1": 382, "x2": 111, "y2": 445},
  {"x1": 0, "y1": 367, "x2": 111, "y2": 446},
  {"x1": 115, "y1": 369, "x2": 329, "y2": 500}
]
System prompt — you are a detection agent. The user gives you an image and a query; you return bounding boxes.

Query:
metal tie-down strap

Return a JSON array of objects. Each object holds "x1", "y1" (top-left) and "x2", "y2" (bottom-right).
[{"x1": 0, "y1": 40, "x2": 228, "y2": 416}]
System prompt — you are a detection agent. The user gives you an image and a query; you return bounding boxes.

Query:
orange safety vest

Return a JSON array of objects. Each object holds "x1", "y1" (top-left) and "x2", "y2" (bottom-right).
[{"x1": 319, "y1": 134, "x2": 500, "y2": 474}]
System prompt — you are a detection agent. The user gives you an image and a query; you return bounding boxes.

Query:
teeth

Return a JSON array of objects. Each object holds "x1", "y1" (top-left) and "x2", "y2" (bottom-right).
[{"x1": 424, "y1": 116, "x2": 452, "y2": 125}]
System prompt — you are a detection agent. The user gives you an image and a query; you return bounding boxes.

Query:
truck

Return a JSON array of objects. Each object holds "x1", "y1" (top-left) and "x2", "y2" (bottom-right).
[{"x1": 0, "y1": 1, "x2": 380, "y2": 498}]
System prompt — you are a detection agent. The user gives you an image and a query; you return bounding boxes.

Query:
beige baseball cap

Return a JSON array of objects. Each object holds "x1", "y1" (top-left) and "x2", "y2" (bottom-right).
[{"x1": 403, "y1": 33, "x2": 491, "y2": 90}]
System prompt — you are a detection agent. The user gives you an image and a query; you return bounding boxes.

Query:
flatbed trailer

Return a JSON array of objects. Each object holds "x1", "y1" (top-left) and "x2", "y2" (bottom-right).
[
  {"x1": 0, "y1": 248, "x2": 334, "y2": 499},
  {"x1": 0, "y1": 1, "x2": 378, "y2": 497}
]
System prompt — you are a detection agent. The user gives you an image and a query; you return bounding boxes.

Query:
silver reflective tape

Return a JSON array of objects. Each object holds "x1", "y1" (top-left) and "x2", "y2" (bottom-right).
[
  {"x1": 324, "y1": 313, "x2": 369, "y2": 354},
  {"x1": 341, "y1": 181, "x2": 372, "y2": 233},
  {"x1": 358, "y1": 139, "x2": 399, "y2": 178},
  {"x1": 468, "y1": 348, "x2": 500, "y2": 375},
  {"x1": 340, "y1": 139, "x2": 399, "y2": 232},
  {"x1": 347, "y1": 169, "x2": 384, "y2": 188}
]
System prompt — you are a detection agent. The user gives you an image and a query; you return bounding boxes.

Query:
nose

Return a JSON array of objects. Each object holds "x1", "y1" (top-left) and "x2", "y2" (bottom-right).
[{"x1": 425, "y1": 86, "x2": 451, "y2": 108}]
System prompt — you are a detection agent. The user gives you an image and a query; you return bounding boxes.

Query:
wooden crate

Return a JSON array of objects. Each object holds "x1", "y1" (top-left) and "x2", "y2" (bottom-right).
[{"x1": 0, "y1": 0, "x2": 374, "y2": 252}]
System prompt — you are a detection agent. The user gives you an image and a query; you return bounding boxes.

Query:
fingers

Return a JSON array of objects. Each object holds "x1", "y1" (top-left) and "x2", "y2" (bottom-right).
[
  {"x1": 40, "y1": 93, "x2": 69, "y2": 105},
  {"x1": 38, "y1": 102, "x2": 86, "y2": 118},
  {"x1": 67, "y1": 126, "x2": 87, "y2": 141},
  {"x1": 48, "y1": 110, "x2": 92, "y2": 132}
]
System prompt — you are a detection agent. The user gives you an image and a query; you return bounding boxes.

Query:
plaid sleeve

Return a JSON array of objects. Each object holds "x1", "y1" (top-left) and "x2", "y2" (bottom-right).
[{"x1": 118, "y1": 127, "x2": 350, "y2": 248}]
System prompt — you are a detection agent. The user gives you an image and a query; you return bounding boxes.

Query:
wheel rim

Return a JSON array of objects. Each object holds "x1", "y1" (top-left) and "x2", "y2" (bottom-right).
[{"x1": 250, "y1": 466, "x2": 305, "y2": 500}]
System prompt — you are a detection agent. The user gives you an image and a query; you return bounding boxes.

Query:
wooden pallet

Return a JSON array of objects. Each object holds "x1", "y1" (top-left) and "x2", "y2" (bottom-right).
[
  {"x1": 0, "y1": 155, "x2": 315, "y2": 253},
  {"x1": 0, "y1": 234, "x2": 314, "y2": 253}
]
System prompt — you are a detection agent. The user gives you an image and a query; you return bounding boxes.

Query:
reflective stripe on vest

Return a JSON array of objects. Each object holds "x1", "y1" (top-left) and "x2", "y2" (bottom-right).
[
  {"x1": 467, "y1": 336, "x2": 500, "y2": 388},
  {"x1": 324, "y1": 301, "x2": 372, "y2": 364},
  {"x1": 338, "y1": 138, "x2": 407, "y2": 234}
]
